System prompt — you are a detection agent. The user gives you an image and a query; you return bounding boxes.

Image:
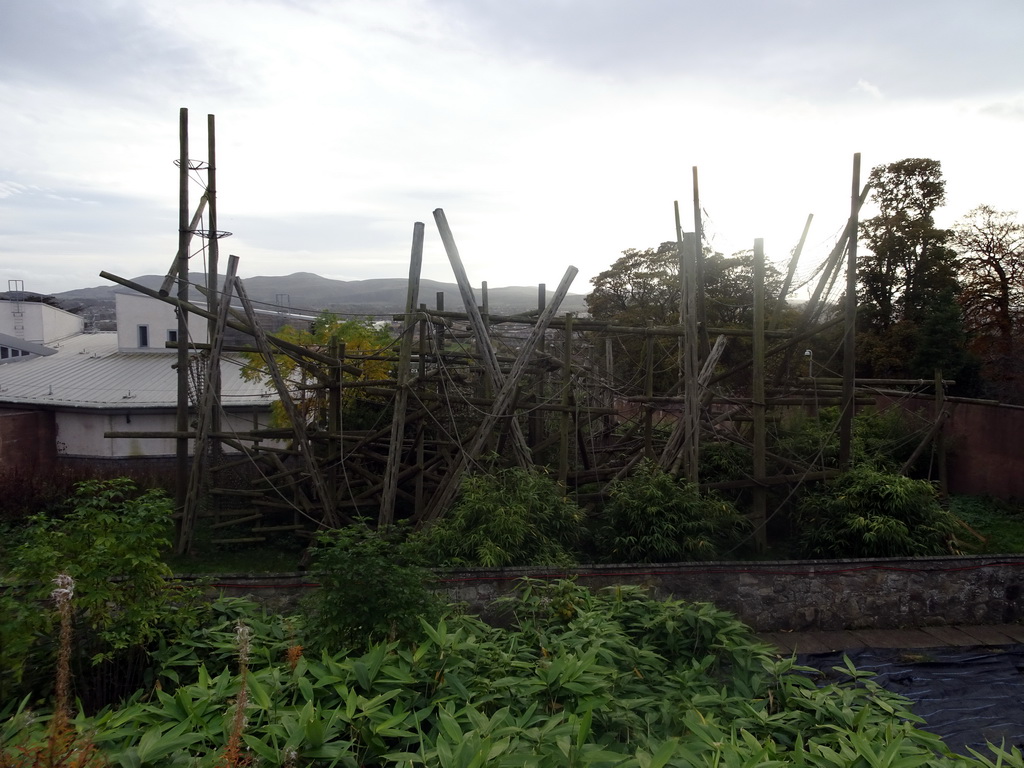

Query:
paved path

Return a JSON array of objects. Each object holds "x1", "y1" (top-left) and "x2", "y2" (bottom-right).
[{"x1": 759, "y1": 623, "x2": 1024, "y2": 655}]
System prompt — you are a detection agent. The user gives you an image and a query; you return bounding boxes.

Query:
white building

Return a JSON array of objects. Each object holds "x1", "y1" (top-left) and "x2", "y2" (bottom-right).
[{"x1": 0, "y1": 293, "x2": 275, "y2": 472}]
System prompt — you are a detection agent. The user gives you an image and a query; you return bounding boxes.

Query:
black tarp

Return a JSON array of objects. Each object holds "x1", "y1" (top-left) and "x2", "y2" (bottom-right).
[{"x1": 800, "y1": 644, "x2": 1024, "y2": 755}]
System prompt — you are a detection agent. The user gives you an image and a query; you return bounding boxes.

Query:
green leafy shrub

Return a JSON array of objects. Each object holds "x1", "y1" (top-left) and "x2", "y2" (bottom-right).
[
  {"x1": 595, "y1": 460, "x2": 750, "y2": 562},
  {"x1": 793, "y1": 465, "x2": 961, "y2": 558},
  {"x1": 6, "y1": 580, "x2": 1019, "y2": 766},
  {"x1": 419, "y1": 467, "x2": 583, "y2": 567},
  {"x1": 1, "y1": 478, "x2": 202, "y2": 710},
  {"x1": 770, "y1": 405, "x2": 925, "y2": 473},
  {"x1": 303, "y1": 523, "x2": 443, "y2": 653}
]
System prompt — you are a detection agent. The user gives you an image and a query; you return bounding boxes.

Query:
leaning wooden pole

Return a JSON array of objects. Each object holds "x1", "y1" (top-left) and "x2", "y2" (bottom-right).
[
  {"x1": 839, "y1": 153, "x2": 861, "y2": 468},
  {"x1": 432, "y1": 208, "x2": 533, "y2": 468},
  {"x1": 379, "y1": 222, "x2": 424, "y2": 527},
  {"x1": 175, "y1": 107, "x2": 191, "y2": 518},
  {"x1": 235, "y1": 278, "x2": 343, "y2": 528},
  {"x1": 419, "y1": 264, "x2": 579, "y2": 525},
  {"x1": 770, "y1": 213, "x2": 813, "y2": 332}
]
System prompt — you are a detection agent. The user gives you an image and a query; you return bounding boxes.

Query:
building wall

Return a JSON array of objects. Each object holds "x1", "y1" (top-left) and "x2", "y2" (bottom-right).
[
  {"x1": 0, "y1": 301, "x2": 83, "y2": 345},
  {"x1": 193, "y1": 555, "x2": 1024, "y2": 632},
  {"x1": 0, "y1": 409, "x2": 57, "y2": 473},
  {"x1": 884, "y1": 396, "x2": 1024, "y2": 500},
  {"x1": 54, "y1": 408, "x2": 275, "y2": 458},
  {"x1": 115, "y1": 293, "x2": 209, "y2": 352},
  {"x1": 945, "y1": 401, "x2": 1024, "y2": 499}
]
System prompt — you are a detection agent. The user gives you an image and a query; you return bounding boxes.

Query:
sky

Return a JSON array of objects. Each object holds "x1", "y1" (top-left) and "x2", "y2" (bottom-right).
[{"x1": 2, "y1": 0, "x2": 1023, "y2": 301}]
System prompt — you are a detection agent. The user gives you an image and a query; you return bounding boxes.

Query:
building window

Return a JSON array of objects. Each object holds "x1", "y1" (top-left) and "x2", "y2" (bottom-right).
[
  {"x1": 167, "y1": 329, "x2": 178, "y2": 344},
  {"x1": 0, "y1": 347, "x2": 8, "y2": 359},
  {"x1": 138, "y1": 325, "x2": 149, "y2": 348}
]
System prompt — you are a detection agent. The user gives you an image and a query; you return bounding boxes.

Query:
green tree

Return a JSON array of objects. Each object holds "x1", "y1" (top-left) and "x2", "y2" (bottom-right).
[
  {"x1": 857, "y1": 158, "x2": 976, "y2": 385},
  {"x1": 586, "y1": 243, "x2": 783, "y2": 391},
  {"x1": 952, "y1": 205, "x2": 1024, "y2": 402},
  {"x1": 1, "y1": 479, "x2": 201, "y2": 709},
  {"x1": 240, "y1": 311, "x2": 394, "y2": 429}
]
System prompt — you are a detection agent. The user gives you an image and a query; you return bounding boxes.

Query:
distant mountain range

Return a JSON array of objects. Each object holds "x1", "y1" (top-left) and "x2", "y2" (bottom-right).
[{"x1": 47, "y1": 272, "x2": 589, "y2": 316}]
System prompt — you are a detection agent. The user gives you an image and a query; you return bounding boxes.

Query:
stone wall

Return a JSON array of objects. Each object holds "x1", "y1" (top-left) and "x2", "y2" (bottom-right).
[{"x1": 182, "y1": 554, "x2": 1024, "y2": 632}]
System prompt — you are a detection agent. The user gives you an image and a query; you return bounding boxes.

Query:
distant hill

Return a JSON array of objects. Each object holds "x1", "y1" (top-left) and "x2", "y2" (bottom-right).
[{"x1": 52, "y1": 272, "x2": 589, "y2": 316}]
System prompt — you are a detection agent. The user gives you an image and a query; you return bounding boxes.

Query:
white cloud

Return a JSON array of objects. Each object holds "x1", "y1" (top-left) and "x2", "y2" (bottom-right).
[
  {"x1": 2, "y1": 0, "x2": 1024, "y2": 295},
  {"x1": 855, "y1": 79, "x2": 884, "y2": 99}
]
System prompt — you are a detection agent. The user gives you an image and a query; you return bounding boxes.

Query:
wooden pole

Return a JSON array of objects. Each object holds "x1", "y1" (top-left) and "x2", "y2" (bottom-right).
[
  {"x1": 770, "y1": 213, "x2": 813, "y2": 332},
  {"x1": 379, "y1": 222, "x2": 424, "y2": 526},
  {"x1": 558, "y1": 313, "x2": 573, "y2": 484},
  {"x1": 839, "y1": 153, "x2": 861, "y2": 468},
  {"x1": 159, "y1": 195, "x2": 208, "y2": 296},
  {"x1": 177, "y1": 254, "x2": 239, "y2": 554},
  {"x1": 682, "y1": 230, "x2": 700, "y2": 482},
  {"x1": 175, "y1": 108, "x2": 190, "y2": 519},
  {"x1": 205, "y1": 114, "x2": 222, "y2": 509},
  {"x1": 935, "y1": 368, "x2": 948, "y2": 497},
  {"x1": 420, "y1": 264, "x2": 579, "y2": 525},
  {"x1": 432, "y1": 208, "x2": 532, "y2": 467},
  {"x1": 773, "y1": 188, "x2": 867, "y2": 386},
  {"x1": 235, "y1": 277, "x2": 342, "y2": 527},
  {"x1": 692, "y1": 167, "x2": 710, "y2": 357},
  {"x1": 752, "y1": 238, "x2": 767, "y2": 550}
]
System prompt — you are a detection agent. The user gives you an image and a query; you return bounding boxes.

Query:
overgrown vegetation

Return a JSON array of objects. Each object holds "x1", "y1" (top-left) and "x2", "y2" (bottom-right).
[
  {"x1": 593, "y1": 460, "x2": 750, "y2": 562},
  {"x1": 239, "y1": 312, "x2": 395, "y2": 430},
  {"x1": 1, "y1": 479, "x2": 203, "y2": 712},
  {"x1": 302, "y1": 524, "x2": 444, "y2": 652},
  {"x1": 417, "y1": 466, "x2": 583, "y2": 567},
  {"x1": 4, "y1": 578, "x2": 1023, "y2": 766},
  {"x1": 792, "y1": 465, "x2": 961, "y2": 558}
]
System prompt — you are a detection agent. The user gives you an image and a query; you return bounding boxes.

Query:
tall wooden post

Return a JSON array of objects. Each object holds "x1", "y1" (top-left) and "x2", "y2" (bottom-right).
[
  {"x1": 752, "y1": 239, "x2": 767, "y2": 550},
  {"x1": 175, "y1": 108, "x2": 190, "y2": 517},
  {"x1": 839, "y1": 154, "x2": 861, "y2": 468},
  {"x1": 205, "y1": 114, "x2": 222, "y2": 516},
  {"x1": 380, "y1": 222, "x2": 424, "y2": 526},
  {"x1": 558, "y1": 313, "x2": 573, "y2": 484},
  {"x1": 692, "y1": 167, "x2": 710, "y2": 357}
]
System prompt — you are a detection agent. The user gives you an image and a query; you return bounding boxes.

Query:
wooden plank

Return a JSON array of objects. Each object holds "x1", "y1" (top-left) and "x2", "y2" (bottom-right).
[
  {"x1": 209, "y1": 514, "x2": 261, "y2": 529},
  {"x1": 953, "y1": 625, "x2": 1021, "y2": 646},
  {"x1": 918, "y1": 625, "x2": 984, "y2": 647}
]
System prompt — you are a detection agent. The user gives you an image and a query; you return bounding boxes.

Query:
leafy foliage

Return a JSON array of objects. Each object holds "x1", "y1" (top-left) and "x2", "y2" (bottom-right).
[
  {"x1": 303, "y1": 524, "x2": 443, "y2": 653},
  {"x1": 418, "y1": 467, "x2": 584, "y2": 567},
  {"x1": 1, "y1": 479, "x2": 203, "y2": 709},
  {"x1": 239, "y1": 312, "x2": 394, "y2": 429},
  {"x1": 595, "y1": 460, "x2": 750, "y2": 562},
  {"x1": 770, "y1": 406, "x2": 923, "y2": 473},
  {"x1": 5, "y1": 580, "x2": 1020, "y2": 766},
  {"x1": 793, "y1": 465, "x2": 961, "y2": 558},
  {"x1": 857, "y1": 158, "x2": 979, "y2": 388}
]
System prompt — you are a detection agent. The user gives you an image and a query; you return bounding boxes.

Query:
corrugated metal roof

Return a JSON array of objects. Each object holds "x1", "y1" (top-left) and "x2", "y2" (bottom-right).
[{"x1": 0, "y1": 332, "x2": 276, "y2": 409}]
